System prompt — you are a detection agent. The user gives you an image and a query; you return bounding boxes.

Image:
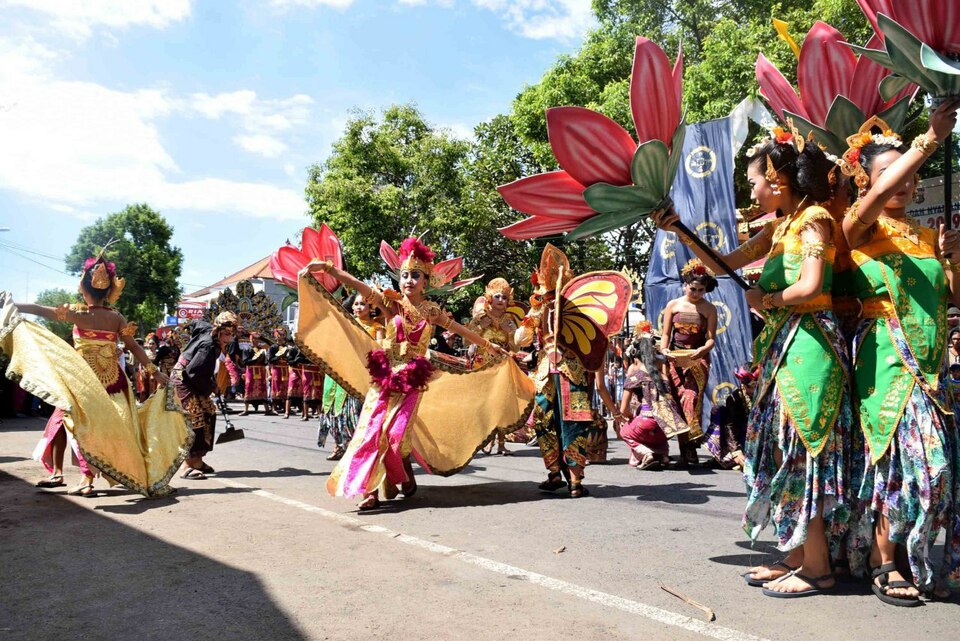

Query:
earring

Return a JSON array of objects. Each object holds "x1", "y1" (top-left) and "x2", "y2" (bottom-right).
[{"x1": 765, "y1": 155, "x2": 782, "y2": 195}]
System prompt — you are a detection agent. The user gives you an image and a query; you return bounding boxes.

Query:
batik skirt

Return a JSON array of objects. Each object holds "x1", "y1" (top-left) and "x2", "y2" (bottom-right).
[{"x1": 742, "y1": 311, "x2": 853, "y2": 552}]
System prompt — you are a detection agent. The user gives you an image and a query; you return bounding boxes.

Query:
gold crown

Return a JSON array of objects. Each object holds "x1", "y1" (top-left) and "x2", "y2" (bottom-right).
[
  {"x1": 680, "y1": 258, "x2": 714, "y2": 280},
  {"x1": 484, "y1": 277, "x2": 513, "y2": 301}
]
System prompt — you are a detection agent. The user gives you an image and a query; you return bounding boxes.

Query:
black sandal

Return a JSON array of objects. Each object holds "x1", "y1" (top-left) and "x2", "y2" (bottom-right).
[
  {"x1": 538, "y1": 472, "x2": 566, "y2": 492},
  {"x1": 871, "y1": 563, "x2": 923, "y2": 607},
  {"x1": 36, "y1": 474, "x2": 65, "y2": 488},
  {"x1": 326, "y1": 446, "x2": 345, "y2": 461},
  {"x1": 199, "y1": 463, "x2": 216, "y2": 474},
  {"x1": 180, "y1": 467, "x2": 207, "y2": 480},
  {"x1": 762, "y1": 571, "x2": 835, "y2": 598}
]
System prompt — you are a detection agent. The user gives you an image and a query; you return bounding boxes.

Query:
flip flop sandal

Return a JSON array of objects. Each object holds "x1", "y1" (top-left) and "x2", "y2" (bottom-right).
[
  {"x1": 569, "y1": 482, "x2": 590, "y2": 498},
  {"x1": 180, "y1": 467, "x2": 207, "y2": 480},
  {"x1": 36, "y1": 475, "x2": 65, "y2": 488},
  {"x1": 538, "y1": 473, "x2": 567, "y2": 492},
  {"x1": 66, "y1": 483, "x2": 96, "y2": 497},
  {"x1": 744, "y1": 559, "x2": 799, "y2": 587},
  {"x1": 871, "y1": 563, "x2": 923, "y2": 607},
  {"x1": 357, "y1": 496, "x2": 380, "y2": 511},
  {"x1": 762, "y1": 571, "x2": 835, "y2": 598},
  {"x1": 199, "y1": 463, "x2": 216, "y2": 474}
]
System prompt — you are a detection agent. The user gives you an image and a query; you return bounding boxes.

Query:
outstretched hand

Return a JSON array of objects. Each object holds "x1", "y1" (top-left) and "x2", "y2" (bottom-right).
[
  {"x1": 929, "y1": 97, "x2": 960, "y2": 142},
  {"x1": 940, "y1": 224, "x2": 960, "y2": 258}
]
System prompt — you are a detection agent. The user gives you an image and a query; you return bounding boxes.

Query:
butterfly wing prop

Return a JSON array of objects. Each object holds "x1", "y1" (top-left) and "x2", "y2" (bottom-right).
[{"x1": 554, "y1": 272, "x2": 632, "y2": 372}]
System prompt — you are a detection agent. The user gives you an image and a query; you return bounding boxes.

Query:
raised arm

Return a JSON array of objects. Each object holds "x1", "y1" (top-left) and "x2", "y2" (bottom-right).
[
  {"x1": 118, "y1": 317, "x2": 168, "y2": 385},
  {"x1": 305, "y1": 260, "x2": 387, "y2": 315},
  {"x1": 17, "y1": 303, "x2": 83, "y2": 324},
  {"x1": 844, "y1": 98, "x2": 960, "y2": 248}
]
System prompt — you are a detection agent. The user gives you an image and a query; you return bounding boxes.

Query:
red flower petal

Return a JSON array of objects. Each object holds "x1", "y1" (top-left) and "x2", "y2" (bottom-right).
[
  {"x1": 545, "y1": 107, "x2": 635, "y2": 186},
  {"x1": 432, "y1": 257, "x2": 464, "y2": 287},
  {"x1": 630, "y1": 37, "x2": 680, "y2": 145},
  {"x1": 890, "y1": 0, "x2": 943, "y2": 51},
  {"x1": 856, "y1": 0, "x2": 896, "y2": 41},
  {"x1": 849, "y1": 34, "x2": 916, "y2": 116},
  {"x1": 379, "y1": 240, "x2": 401, "y2": 271},
  {"x1": 498, "y1": 215, "x2": 584, "y2": 241},
  {"x1": 756, "y1": 53, "x2": 810, "y2": 123},
  {"x1": 673, "y1": 44, "x2": 684, "y2": 112},
  {"x1": 497, "y1": 171, "x2": 595, "y2": 220},
  {"x1": 301, "y1": 227, "x2": 321, "y2": 260},
  {"x1": 270, "y1": 245, "x2": 309, "y2": 290},
  {"x1": 798, "y1": 22, "x2": 857, "y2": 126}
]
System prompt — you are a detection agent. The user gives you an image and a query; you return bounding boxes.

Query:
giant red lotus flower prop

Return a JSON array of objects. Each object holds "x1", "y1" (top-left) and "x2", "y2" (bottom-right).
[
  {"x1": 498, "y1": 37, "x2": 685, "y2": 242},
  {"x1": 270, "y1": 224, "x2": 343, "y2": 293},
  {"x1": 379, "y1": 239, "x2": 482, "y2": 296},
  {"x1": 850, "y1": 1, "x2": 960, "y2": 99},
  {"x1": 756, "y1": 21, "x2": 917, "y2": 155}
]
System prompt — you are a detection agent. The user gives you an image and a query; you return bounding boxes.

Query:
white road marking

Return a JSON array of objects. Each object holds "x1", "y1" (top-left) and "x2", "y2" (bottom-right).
[{"x1": 215, "y1": 478, "x2": 774, "y2": 641}]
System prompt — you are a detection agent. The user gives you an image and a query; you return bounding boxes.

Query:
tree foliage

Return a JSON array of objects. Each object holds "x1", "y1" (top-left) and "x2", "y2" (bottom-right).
[
  {"x1": 65, "y1": 204, "x2": 183, "y2": 330},
  {"x1": 34, "y1": 288, "x2": 79, "y2": 342}
]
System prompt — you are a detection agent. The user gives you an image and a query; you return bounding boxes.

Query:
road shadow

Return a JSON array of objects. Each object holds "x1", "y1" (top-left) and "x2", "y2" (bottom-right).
[
  {"x1": 361, "y1": 480, "x2": 567, "y2": 512},
  {"x1": 624, "y1": 481, "x2": 742, "y2": 505},
  {"x1": 0, "y1": 455, "x2": 30, "y2": 464},
  {"x1": 0, "y1": 471, "x2": 308, "y2": 640},
  {"x1": 215, "y1": 467, "x2": 326, "y2": 479}
]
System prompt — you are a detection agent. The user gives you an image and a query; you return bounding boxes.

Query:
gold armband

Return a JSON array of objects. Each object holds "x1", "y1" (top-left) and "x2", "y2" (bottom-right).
[
  {"x1": 845, "y1": 204, "x2": 871, "y2": 228},
  {"x1": 119, "y1": 323, "x2": 137, "y2": 338},
  {"x1": 145, "y1": 363, "x2": 158, "y2": 375},
  {"x1": 679, "y1": 234, "x2": 694, "y2": 246},
  {"x1": 437, "y1": 314, "x2": 453, "y2": 330},
  {"x1": 738, "y1": 237, "x2": 766, "y2": 261},
  {"x1": 911, "y1": 133, "x2": 940, "y2": 157},
  {"x1": 761, "y1": 293, "x2": 776, "y2": 310},
  {"x1": 801, "y1": 241, "x2": 827, "y2": 260},
  {"x1": 54, "y1": 305, "x2": 68, "y2": 321}
]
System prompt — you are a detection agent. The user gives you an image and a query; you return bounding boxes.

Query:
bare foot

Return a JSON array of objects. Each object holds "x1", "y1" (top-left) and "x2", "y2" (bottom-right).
[{"x1": 764, "y1": 571, "x2": 834, "y2": 595}]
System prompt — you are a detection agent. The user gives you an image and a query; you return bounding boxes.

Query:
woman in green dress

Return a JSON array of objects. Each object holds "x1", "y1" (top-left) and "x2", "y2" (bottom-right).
[
  {"x1": 654, "y1": 130, "x2": 853, "y2": 597},
  {"x1": 840, "y1": 100, "x2": 960, "y2": 605}
]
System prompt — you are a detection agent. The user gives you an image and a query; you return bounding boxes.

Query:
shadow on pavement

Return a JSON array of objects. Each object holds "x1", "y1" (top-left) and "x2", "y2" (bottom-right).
[
  {"x1": 0, "y1": 456, "x2": 30, "y2": 464},
  {"x1": 0, "y1": 471, "x2": 308, "y2": 640},
  {"x1": 215, "y1": 467, "x2": 326, "y2": 479},
  {"x1": 629, "y1": 482, "x2": 742, "y2": 505}
]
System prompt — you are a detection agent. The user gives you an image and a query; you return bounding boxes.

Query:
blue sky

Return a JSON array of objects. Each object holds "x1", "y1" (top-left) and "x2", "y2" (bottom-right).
[{"x1": 0, "y1": 0, "x2": 594, "y2": 301}]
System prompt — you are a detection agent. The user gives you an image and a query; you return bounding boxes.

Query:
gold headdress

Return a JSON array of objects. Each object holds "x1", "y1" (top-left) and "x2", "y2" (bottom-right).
[
  {"x1": 839, "y1": 116, "x2": 903, "y2": 194},
  {"x1": 533, "y1": 243, "x2": 572, "y2": 295},
  {"x1": 214, "y1": 311, "x2": 238, "y2": 328},
  {"x1": 484, "y1": 277, "x2": 513, "y2": 302}
]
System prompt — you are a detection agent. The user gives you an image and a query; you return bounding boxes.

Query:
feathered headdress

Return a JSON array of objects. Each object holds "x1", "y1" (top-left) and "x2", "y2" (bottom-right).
[
  {"x1": 379, "y1": 236, "x2": 481, "y2": 296},
  {"x1": 680, "y1": 258, "x2": 713, "y2": 280}
]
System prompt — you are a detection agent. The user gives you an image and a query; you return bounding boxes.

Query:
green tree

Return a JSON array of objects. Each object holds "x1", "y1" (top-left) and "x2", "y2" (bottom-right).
[
  {"x1": 65, "y1": 204, "x2": 183, "y2": 330},
  {"x1": 33, "y1": 288, "x2": 79, "y2": 342}
]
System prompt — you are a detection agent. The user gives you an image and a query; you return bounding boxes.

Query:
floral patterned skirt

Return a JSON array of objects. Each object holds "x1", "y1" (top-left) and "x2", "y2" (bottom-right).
[
  {"x1": 849, "y1": 318, "x2": 957, "y2": 589},
  {"x1": 742, "y1": 311, "x2": 853, "y2": 551}
]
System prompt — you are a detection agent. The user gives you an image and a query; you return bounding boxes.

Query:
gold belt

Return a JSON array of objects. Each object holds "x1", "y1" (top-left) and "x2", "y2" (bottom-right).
[{"x1": 861, "y1": 296, "x2": 896, "y2": 319}]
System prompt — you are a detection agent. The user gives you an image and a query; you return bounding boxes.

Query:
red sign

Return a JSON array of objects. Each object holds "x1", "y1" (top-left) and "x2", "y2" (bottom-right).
[{"x1": 176, "y1": 303, "x2": 206, "y2": 319}]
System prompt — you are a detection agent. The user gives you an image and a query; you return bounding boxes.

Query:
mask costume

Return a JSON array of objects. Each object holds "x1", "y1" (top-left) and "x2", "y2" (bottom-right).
[{"x1": 513, "y1": 244, "x2": 632, "y2": 497}]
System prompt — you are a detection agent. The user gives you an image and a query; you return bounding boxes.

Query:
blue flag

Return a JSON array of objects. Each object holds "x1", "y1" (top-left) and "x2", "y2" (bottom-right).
[{"x1": 644, "y1": 117, "x2": 753, "y2": 423}]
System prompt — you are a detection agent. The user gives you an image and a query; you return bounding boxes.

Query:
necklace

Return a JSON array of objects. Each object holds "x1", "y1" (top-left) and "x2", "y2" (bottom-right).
[{"x1": 880, "y1": 214, "x2": 920, "y2": 245}]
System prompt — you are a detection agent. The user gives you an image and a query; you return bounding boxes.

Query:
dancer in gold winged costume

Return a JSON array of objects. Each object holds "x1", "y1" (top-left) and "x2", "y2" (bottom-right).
[
  {"x1": 2, "y1": 253, "x2": 192, "y2": 498},
  {"x1": 298, "y1": 235, "x2": 534, "y2": 510}
]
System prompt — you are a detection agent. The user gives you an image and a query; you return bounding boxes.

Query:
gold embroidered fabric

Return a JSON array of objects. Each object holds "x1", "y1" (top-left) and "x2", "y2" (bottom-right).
[
  {"x1": 0, "y1": 296, "x2": 192, "y2": 497},
  {"x1": 801, "y1": 241, "x2": 828, "y2": 260},
  {"x1": 296, "y1": 274, "x2": 535, "y2": 475},
  {"x1": 119, "y1": 322, "x2": 137, "y2": 338}
]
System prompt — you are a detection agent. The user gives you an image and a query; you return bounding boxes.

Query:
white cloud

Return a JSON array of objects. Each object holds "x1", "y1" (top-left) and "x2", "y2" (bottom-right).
[
  {"x1": 0, "y1": 37, "x2": 307, "y2": 221},
  {"x1": 0, "y1": 0, "x2": 192, "y2": 40},
  {"x1": 234, "y1": 134, "x2": 289, "y2": 159},
  {"x1": 439, "y1": 121, "x2": 475, "y2": 140},
  {"x1": 471, "y1": 0, "x2": 594, "y2": 40},
  {"x1": 270, "y1": 0, "x2": 355, "y2": 9},
  {"x1": 189, "y1": 91, "x2": 313, "y2": 158}
]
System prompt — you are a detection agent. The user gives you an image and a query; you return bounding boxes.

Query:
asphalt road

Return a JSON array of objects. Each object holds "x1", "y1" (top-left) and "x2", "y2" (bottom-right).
[{"x1": 1, "y1": 409, "x2": 958, "y2": 641}]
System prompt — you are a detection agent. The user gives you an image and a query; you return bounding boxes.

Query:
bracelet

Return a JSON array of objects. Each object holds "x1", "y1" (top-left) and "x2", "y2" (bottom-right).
[
  {"x1": 145, "y1": 363, "x2": 158, "y2": 375},
  {"x1": 845, "y1": 204, "x2": 871, "y2": 228},
  {"x1": 54, "y1": 305, "x2": 68, "y2": 321},
  {"x1": 437, "y1": 315, "x2": 453, "y2": 330},
  {"x1": 941, "y1": 258, "x2": 960, "y2": 274},
  {"x1": 911, "y1": 133, "x2": 940, "y2": 157},
  {"x1": 761, "y1": 293, "x2": 776, "y2": 310},
  {"x1": 679, "y1": 234, "x2": 694, "y2": 246}
]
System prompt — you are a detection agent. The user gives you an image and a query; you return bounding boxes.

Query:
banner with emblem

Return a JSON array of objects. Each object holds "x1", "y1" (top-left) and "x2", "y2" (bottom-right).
[{"x1": 644, "y1": 116, "x2": 753, "y2": 424}]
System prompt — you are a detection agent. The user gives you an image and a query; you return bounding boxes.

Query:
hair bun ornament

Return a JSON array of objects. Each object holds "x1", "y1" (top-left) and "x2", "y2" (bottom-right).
[{"x1": 680, "y1": 258, "x2": 713, "y2": 280}]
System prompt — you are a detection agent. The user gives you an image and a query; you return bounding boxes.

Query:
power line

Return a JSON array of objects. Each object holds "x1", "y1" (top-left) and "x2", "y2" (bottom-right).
[
  {"x1": 0, "y1": 240, "x2": 64, "y2": 262},
  {"x1": 0, "y1": 245, "x2": 72, "y2": 276}
]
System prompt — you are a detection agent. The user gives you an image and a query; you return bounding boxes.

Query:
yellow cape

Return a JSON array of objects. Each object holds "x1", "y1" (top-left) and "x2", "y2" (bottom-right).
[
  {"x1": 296, "y1": 273, "x2": 535, "y2": 475},
  {"x1": 1, "y1": 294, "x2": 192, "y2": 497}
]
